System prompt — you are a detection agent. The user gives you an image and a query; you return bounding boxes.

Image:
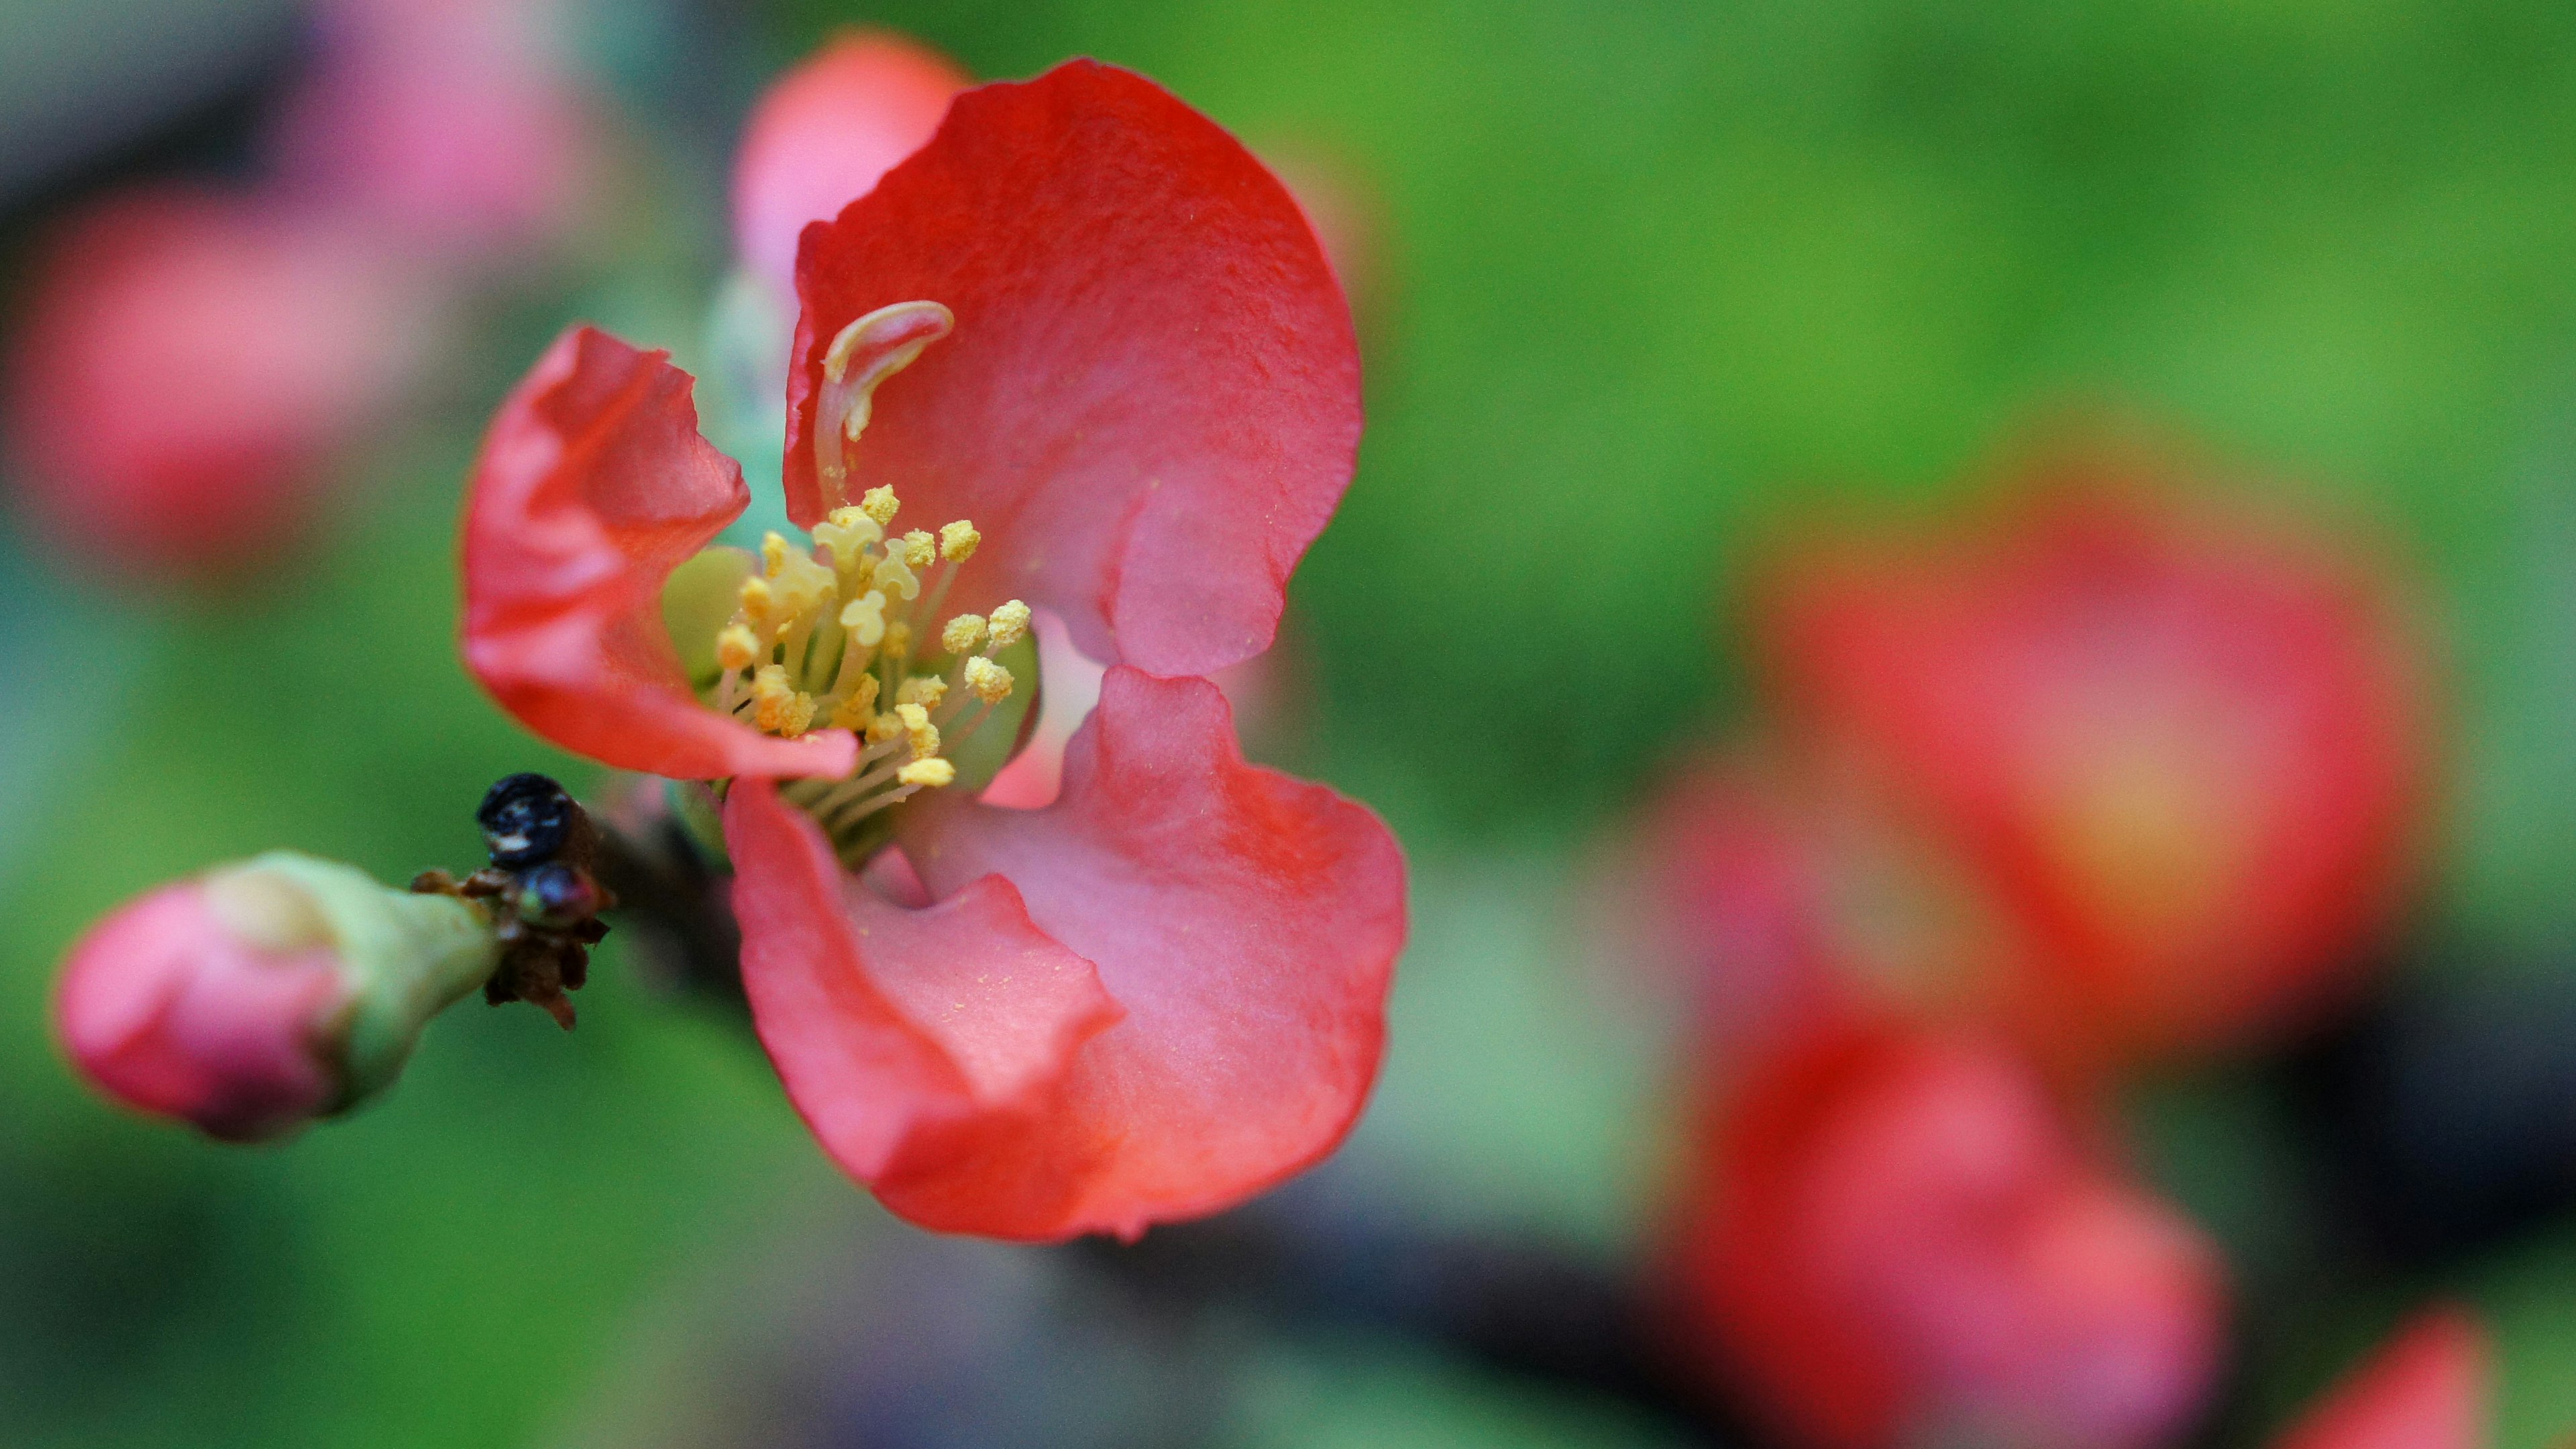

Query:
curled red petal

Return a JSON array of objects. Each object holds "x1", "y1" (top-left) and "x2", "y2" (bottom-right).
[
  {"x1": 462, "y1": 325, "x2": 855, "y2": 780},
  {"x1": 785, "y1": 60, "x2": 1360, "y2": 678},
  {"x1": 727, "y1": 777, "x2": 1125, "y2": 1183},
  {"x1": 732, "y1": 669, "x2": 1405, "y2": 1239},
  {"x1": 731, "y1": 29, "x2": 967, "y2": 299},
  {"x1": 2272, "y1": 1307, "x2": 2488, "y2": 1449}
]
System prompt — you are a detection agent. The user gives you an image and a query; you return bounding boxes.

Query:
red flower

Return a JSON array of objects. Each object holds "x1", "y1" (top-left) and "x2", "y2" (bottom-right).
[
  {"x1": 731, "y1": 29, "x2": 967, "y2": 302},
  {"x1": 1664, "y1": 1020, "x2": 2226, "y2": 1449},
  {"x1": 2270, "y1": 1308, "x2": 2488, "y2": 1449},
  {"x1": 3, "y1": 188, "x2": 439, "y2": 574},
  {"x1": 1759, "y1": 467, "x2": 2430, "y2": 1070},
  {"x1": 461, "y1": 60, "x2": 1402, "y2": 1239}
]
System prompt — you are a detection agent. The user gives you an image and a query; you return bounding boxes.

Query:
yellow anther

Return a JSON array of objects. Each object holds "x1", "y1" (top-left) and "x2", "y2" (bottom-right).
[
  {"x1": 865, "y1": 712, "x2": 904, "y2": 745},
  {"x1": 760, "y1": 531, "x2": 790, "y2": 578},
  {"x1": 859, "y1": 486, "x2": 900, "y2": 526},
  {"x1": 895, "y1": 702, "x2": 940, "y2": 759},
  {"x1": 839, "y1": 590, "x2": 888, "y2": 647},
  {"x1": 883, "y1": 621, "x2": 912, "y2": 656},
  {"x1": 751, "y1": 666, "x2": 814, "y2": 736},
  {"x1": 986, "y1": 599, "x2": 1031, "y2": 651},
  {"x1": 872, "y1": 551, "x2": 920, "y2": 602},
  {"x1": 715, "y1": 625, "x2": 759, "y2": 672},
  {"x1": 942, "y1": 614, "x2": 986, "y2": 653},
  {"x1": 897, "y1": 675, "x2": 949, "y2": 710},
  {"x1": 900, "y1": 530, "x2": 935, "y2": 568},
  {"x1": 940, "y1": 520, "x2": 981, "y2": 561},
  {"x1": 898, "y1": 758, "x2": 957, "y2": 788},
  {"x1": 963, "y1": 655, "x2": 1014, "y2": 704},
  {"x1": 738, "y1": 575, "x2": 775, "y2": 628},
  {"x1": 828, "y1": 674, "x2": 880, "y2": 730}
]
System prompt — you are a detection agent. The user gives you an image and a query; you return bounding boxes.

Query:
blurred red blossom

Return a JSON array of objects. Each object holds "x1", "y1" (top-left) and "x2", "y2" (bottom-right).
[
  {"x1": 2270, "y1": 1308, "x2": 2488, "y2": 1449},
  {"x1": 1757, "y1": 466, "x2": 2432, "y2": 1073},
  {"x1": 462, "y1": 61, "x2": 1399, "y2": 1239},
  {"x1": 731, "y1": 29, "x2": 968, "y2": 303},
  {"x1": 268, "y1": 0, "x2": 603, "y2": 262},
  {"x1": 1662, "y1": 1019, "x2": 2227, "y2": 1449},
  {"x1": 3, "y1": 188, "x2": 440, "y2": 574}
]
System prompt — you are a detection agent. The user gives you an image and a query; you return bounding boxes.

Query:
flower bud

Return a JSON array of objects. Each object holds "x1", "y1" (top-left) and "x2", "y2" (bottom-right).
[{"x1": 54, "y1": 853, "x2": 500, "y2": 1141}]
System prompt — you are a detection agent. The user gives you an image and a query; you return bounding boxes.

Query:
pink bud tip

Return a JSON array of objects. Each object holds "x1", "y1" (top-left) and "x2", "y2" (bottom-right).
[
  {"x1": 53, "y1": 882, "x2": 352, "y2": 1142},
  {"x1": 731, "y1": 30, "x2": 968, "y2": 299}
]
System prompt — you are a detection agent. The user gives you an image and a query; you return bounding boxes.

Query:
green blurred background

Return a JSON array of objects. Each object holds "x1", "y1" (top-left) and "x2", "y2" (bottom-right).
[{"x1": 7, "y1": 0, "x2": 2576, "y2": 1444}]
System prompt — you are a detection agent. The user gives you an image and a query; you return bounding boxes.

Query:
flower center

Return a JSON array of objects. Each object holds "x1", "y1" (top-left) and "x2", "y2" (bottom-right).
[{"x1": 662, "y1": 301, "x2": 1035, "y2": 847}]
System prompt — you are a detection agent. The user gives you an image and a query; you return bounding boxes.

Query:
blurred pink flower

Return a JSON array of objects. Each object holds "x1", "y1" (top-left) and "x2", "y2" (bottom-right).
[
  {"x1": 1664, "y1": 1019, "x2": 2226, "y2": 1449},
  {"x1": 268, "y1": 0, "x2": 602, "y2": 261},
  {"x1": 2270, "y1": 1308, "x2": 2487, "y2": 1449},
  {"x1": 731, "y1": 29, "x2": 968, "y2": 301},
  {"x1": 3, "y1": 186, "x2": 439, "y2": 574},
  {"x1": 55, "y1": 880, "x2": 352, "y2": 1143}
]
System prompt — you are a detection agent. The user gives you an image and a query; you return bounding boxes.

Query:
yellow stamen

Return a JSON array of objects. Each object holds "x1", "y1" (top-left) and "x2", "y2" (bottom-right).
[
  {"x1": 738, "y1": 576, "x2": 775, "y2": 629},
  {"x1": 896, "y1": 676, "x2": 948, "y2": 711},
  {"x1": 839, "y1": 590, "x2": 888, "y2": 647},
  {"x1": 940, "y1": 521, "x2": 981, "y2": 561},
  {"x1": 715, "y1": 625, "x2": 758, "y2": 672},
  {"x1": 895, "y1": 702, "x2": 939, "y2": 759},
  {"x1": 963, "y1": 655, "x2": 1014, "y2": 704},
  {"x1": 761, "y1": 531, "x2": 790, "y2": 578},
  {"x1": 900, "y1": 530, "x2": 935, "y2": 568},
  {"x1": 986, "y1": 599, "x2": 1031, "y2": 651},
  {"x1": 898, "y1": 758, "x2": 957, "y2": 788},
  {"x1": 942, "y1": 614, "x2": 986, "y2": 653},
  {"x1": 865, "y1": 712, "x2": 904, "y2": 745},
  {"x1": 859, "y1": 486, "x2": 900, "y2": 526},
  {"x1": 873, "y1": 551, "x2": 920, "y2": 602},
  {"x1": 828, "y1": 674, "x2": 881, "y2": 731}
]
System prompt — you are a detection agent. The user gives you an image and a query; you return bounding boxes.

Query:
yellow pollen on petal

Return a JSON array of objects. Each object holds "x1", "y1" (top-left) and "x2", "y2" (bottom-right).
[
  {"x1": 715, "y1": 625, "x2": 759, "y2": 672},
  {"x1": 895, "y1": 702, "x2": 939, "y2": 759},
  {"x1": 859, "y1": 486, "x2": 900, "y2": 526},
  {"x1": 986, "y1": 599, "x2": 1031, "y2": 651},
  {"x1": 900, "y1": 530, "x2": 935, "y2": 568},
  {"x1": 940, "y1": 521, "x2": 980, "y2": 561},
  {"x1": 897, "y1": 675, "x2": 948, "y2": 711},
  {"x1": 898, "y1": 758, "x2": 957, "y2": 788},
  {"x1": 942, "y1": 614, "x2": 986, "y2": 653},
  {"x1": 963, "y1": 655, "x2": 1014, "y2": 704}
]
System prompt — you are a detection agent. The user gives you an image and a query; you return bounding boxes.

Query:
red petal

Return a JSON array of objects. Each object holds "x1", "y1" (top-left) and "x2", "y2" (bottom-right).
[
  {"x1": 727, "y1": 777, "x2": 1124, "y2": 1183},
  {"x1": 731, "y1": 30, "x2": 967, "y2": 299},
  {"x1": 462, "y1": 325, "x2": 856, "y2": 780},
  {"x1": 2273, "y1": 1308, "x2": 2488, "y2": 1449},
  {"x1": 731, "y1": 669, "x2": 1405, "y2": 1239},
  {"x1": 785, "y1": 60, "x2": 1360, "y2": 678}
]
